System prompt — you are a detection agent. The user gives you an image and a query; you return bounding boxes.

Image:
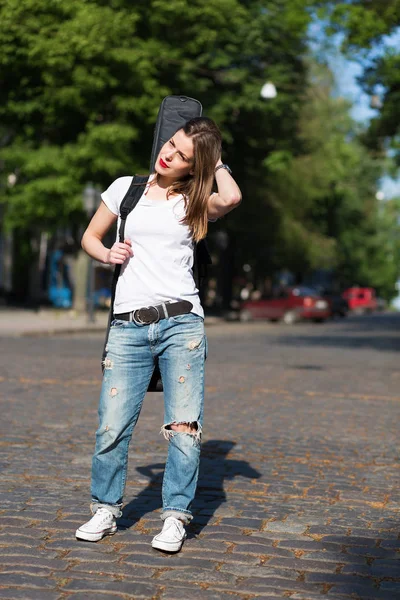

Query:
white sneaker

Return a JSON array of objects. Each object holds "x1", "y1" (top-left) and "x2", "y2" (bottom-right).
[
  {"x1": 151, "y1": 516, "x2": 187, "y2": 552},
  {"x1": 75, "y1": 507, "x2": 117, "y2": 542}
]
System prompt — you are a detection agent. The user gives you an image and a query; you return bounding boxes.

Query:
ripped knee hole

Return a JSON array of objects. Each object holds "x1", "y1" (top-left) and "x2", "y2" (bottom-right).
[{"x1": 161, "y1": 421, "x2": 202, "y2": 442}]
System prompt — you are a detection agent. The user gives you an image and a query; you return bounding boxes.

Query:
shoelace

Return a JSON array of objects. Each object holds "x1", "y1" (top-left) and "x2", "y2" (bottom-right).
[
  {"x1": 164, "y1": 518, "x2": 183, "y2": 535},
  {"x1": 96, "y1": 508, "x2": 113, "y2": 523}
]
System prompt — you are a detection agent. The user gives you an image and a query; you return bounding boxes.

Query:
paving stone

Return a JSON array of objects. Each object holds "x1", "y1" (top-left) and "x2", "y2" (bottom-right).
[
  {"x1": 60, "y1": 594, "x2": 132, "y2": 599},
  {"x1": 249, "y1": 531, "x2": 310, "y2": 541},
  {"x1": 15, "y1": 511, "x2": 59, "y2": 522},
  {"x1": 262, "y1": 521, "x2": 308, "y2": 534},
  {"x1": 0, "y1": 566, "x2": 67, "y2": 579},
  {"x1": 0, "y1": 528, "x2": 46, "y2": 539},
  {"x1": 212, "y1": 552, "x2": 260, "y2": 564},
  {"x1": 121, "y1": 552, "x2": 216, "y2": 569},
  {"x1": 158, "y1": 567, "x2": 237, "y2": 585},
  {"x1": 380, "y1": 539, "x2": 400, "y2": 549},
  {"x1": 0, "y1": 557, "x2": 68, "y2": 571},
  {"x1": 160, "y1": 587, "x2": 246, "y2": 600},
  {"x1": 278, "y1": 539, "x2": 343, "y2": 551},
  {"x1": 63, "y1": 578, "x2": 159, "y2": 597},
  {"x1": 41, "y1": 521, "x2": 84, "y2": 531},
  {"x1": 66, "y1": 562, "x2": 154, "y2": 578},
  {"x1": 235, "y1": 576, "x2": 320, "y2": 594},
  {"x1": 267, "y1": 557, "x2": 339, "y2": 573},
  {"x1": 45, "y1": 540, "x2": 95, "y2": 552},
  {"x1": 0, "y1": 546, "x2": 59, "y2": 559},
  {"x1": 371, "y1": 560, "x2": 400, "y2": 578},
  {"x1": 301, "y1": 551, "x2": 368, "y2": 564},
  {"x1": 198, "y1": 526, "x2": 247, "y2": 535},
  {"x1": 291, "y1": 595, "x2": 342, "y2": 600},
  {"x1": 0, "y1": 518, "x2": 37, "y2": 528},
  {"x1": 318, "y1": 535, "x2": 378, "y2": 546},
  {"x1": 65, "y1": 548, "x2": 121, "y2": 562},
  {"x1": 306, "y1": 573, "x2": 377, "y2": 586},
  {"x1": 379, "y1": 581, "x2": 400, "y2": 593},
  {"x1": 220, "y1": 563, "x2": 301, "y2": 579},
  {"x1": 326, "y1": 583, "x2": 388, "y2": 599},
  {"x1": 53, "y1": 571, "x2": 118, "y2": 583},
  {"x1": 182, "y1": 539, "x2": 229, "y2": 552},
  {"x1": 0, "y1": 591, "x2": 62, "y2": 600},
  {"x1": 341, "y1": 563, "x2": 372, "y2": 576},
  {"x1": 230, "y1": 544, "x2": 291, "y2": 557},
  {"x1": 0, "y1": 573, "x2": 57, "y2": 589},
  {"x1": 218, "y1": 517, "x2": 263, "y2": 529},
  {"x1": 345, "y1": 545, "x2": 397, "y2": 558},
  {"x1": 234, "y1": 534, "x2": 278, "y2": 546},
  {"x1": 240, "y1": 596, "x2": 286, "y2": 600}
]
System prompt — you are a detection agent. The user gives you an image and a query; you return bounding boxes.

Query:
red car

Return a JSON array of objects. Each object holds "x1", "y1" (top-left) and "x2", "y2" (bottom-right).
[
  {"x1": 239, "y1": 286, "x2": 331, "y2": 324},
  {"x1": 342, "y1": 287, "x2": 378, "y2": 313}
]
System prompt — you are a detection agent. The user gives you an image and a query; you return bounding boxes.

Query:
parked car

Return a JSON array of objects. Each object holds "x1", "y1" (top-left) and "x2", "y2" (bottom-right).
[
  {"x1": 342, "y1": 287, "x2": 378, "y2": 314},
  {"x1": 239, "y1": 286, "x2": 331, "y2": 324},
  {"x1": 321, "y1": 292, "x2": 349, "y2": 318}
]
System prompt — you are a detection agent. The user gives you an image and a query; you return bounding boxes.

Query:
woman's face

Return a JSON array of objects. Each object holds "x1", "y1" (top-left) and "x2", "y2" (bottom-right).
[{"x1": 155, "y1": 129, "x2": 194, "y2": 179}]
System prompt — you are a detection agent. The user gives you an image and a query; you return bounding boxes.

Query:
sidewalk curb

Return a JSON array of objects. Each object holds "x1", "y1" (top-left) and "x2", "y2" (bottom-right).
[
  {"x1": 21, "y1": 326, "x2": 106, "y2": 337},
  {"x1": 17, "y1": 317, "x2": 225, "y2": 337}
]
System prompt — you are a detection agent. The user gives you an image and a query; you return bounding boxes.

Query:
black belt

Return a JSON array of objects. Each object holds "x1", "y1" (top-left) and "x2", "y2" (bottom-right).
[{"x1": 114, "y1": 300, "x2": 193, "y2": 325}]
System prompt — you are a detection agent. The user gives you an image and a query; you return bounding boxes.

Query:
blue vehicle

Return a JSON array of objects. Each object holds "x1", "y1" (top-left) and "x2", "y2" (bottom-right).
[{"x1": 48, "y1": 249, "x2": 73, "y2": 308}]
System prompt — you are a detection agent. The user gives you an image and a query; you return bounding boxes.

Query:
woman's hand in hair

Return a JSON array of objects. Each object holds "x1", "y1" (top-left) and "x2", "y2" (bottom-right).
[{"x1": 106, "y1": 239, "x2": 134, "y2": 265}]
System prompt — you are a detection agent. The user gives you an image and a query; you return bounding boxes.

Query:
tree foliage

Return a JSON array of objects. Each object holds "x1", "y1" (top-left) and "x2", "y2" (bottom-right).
[
  {"x1": 258, "y1": 62, "x2": 398, "y2": 299},
  {"x1": 323, "y1": 1, "x2": 400, "y2": 164},
  {"x1": 0, "y1": 0, "x2": 314, "y2": 231}
]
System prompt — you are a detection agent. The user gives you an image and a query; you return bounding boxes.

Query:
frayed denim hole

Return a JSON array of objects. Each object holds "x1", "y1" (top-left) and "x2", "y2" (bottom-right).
[{"x1": 160, "y1": 421, "x2": 202, "y2": 445}]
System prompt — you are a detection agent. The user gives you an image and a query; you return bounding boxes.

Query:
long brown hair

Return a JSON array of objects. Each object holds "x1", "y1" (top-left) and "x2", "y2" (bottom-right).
[{"x1": 154, "y1": 117, "x2": 222, "y2": 242}]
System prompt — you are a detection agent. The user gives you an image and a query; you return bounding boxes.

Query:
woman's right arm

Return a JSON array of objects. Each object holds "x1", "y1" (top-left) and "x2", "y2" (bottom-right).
[{"x1": 81, "y1": 201, "x2": 133, "y2": 265}]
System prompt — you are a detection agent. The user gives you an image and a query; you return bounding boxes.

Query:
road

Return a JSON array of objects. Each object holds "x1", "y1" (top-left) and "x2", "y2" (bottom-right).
[{"x1": 0, "y1": 313, "x2": 399, "y2": 599}]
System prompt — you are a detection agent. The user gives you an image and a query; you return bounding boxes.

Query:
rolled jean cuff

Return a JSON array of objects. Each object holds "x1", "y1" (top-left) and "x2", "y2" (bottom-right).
[
  {"x1": 161, "y1": 508, "x2": 193, "y2": 524},
  {"x1": 91, "y1": 501, "x2": 122, "y2": 518}
]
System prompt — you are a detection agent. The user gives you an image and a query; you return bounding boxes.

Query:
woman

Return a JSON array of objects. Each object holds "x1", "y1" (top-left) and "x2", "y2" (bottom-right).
[{"x1": 76, "y1": 117, "x2": 241, "y2": 552}]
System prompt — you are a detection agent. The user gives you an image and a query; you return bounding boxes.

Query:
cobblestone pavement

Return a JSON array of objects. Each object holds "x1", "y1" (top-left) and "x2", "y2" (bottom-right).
[{"x1": 0, "y1": 313, "x2": 399, "y2": 599}]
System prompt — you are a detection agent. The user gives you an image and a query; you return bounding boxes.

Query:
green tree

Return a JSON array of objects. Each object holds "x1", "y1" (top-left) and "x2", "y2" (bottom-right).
[
  {"x1": 261, "y1": 62, "x2": 398, "y2": 299},
  {"x1": 0, "y1": 0, "x2": 316, "y2": 233},
  {"x1": 322, "y1": 1, "x2": 400, "y2": 164}
]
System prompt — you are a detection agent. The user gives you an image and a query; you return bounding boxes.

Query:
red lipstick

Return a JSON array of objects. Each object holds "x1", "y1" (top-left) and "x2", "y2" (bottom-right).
[{"x1": 159, "y1": 158, "x2": 169, "y2": 169}]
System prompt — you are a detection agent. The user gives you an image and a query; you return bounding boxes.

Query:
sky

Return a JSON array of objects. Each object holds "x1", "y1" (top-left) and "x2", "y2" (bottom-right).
[{"x1": 309, "y1": 23, "x2": 400, "y2": 199}]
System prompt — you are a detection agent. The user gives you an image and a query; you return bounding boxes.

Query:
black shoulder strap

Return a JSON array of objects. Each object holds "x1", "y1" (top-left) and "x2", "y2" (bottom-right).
[
  {"x1": 193, "y1": 238, "x2": 212, "y2": 302},
  {"x1": 101, "y1": 175, "x2": 149, "y2": 370},
  {"x1": 118, "y1": 175, "x2": 149, "y2": 243}
]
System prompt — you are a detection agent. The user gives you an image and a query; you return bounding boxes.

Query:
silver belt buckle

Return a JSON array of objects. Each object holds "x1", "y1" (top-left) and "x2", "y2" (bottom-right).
[{"x1": 133, "y1": 305, "x2": 160, "y2": 325}]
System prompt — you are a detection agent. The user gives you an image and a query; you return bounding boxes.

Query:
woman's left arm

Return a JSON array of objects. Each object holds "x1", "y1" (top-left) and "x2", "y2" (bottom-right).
[{"x1": 207, "y1": 158, "x2": 242, "y2": 220}]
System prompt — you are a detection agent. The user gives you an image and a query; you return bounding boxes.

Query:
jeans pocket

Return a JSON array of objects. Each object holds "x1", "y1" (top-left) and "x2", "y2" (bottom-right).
[
  {"x1": 170, "y1": 313, "x2": 204, "y2": 324},
  {"x1": 111, "y1": 319, "x2": 127, "y2": 328}
]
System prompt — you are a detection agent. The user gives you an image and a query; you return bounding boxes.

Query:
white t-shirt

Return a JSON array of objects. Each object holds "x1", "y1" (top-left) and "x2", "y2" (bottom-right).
[{"x1": 101, "y1": 176, "x2": 204, "y2": 318}]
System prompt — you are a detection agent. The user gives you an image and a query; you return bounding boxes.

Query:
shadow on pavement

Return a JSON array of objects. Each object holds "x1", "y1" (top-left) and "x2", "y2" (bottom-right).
[
  {"x1": 276, "y1": 314, "x2": 400, "y2": 353},
  {"x1": 277, "y1": 332, "x2": 400, "y2": 353},
  {"x1": 118, "y1": 440, "x2": 261, "y2": 534},
  {"x1": 304, "y1": 534, "x2": 400, "y2": 597}
]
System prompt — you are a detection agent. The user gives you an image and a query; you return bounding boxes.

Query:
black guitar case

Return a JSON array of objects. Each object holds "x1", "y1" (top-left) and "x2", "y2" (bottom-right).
[
  {"x1": 150, "y1": 96, "x2": 202, "y2": 171},
  {"x1": 102, "y1": 95, "x2": 207, "y2": 392}
]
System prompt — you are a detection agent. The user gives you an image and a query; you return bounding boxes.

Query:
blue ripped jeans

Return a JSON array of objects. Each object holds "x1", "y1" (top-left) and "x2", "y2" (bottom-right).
[{"x1": 90, "y1": 313, "x2": 206, "y2": 524}]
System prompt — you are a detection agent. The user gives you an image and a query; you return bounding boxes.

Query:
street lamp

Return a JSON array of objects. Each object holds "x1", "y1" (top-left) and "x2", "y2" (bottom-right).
[
  {"x1": 260, "y1": 81, "x2": 277, "y2": 99},
  {"x1": 82, "y1": 183, "x2": 100, "y2": 323},
  {"x1": 83, "y1": 182, "x2": 97, "y2": 216},
  {"x1": 7, "y1": 173, "x2": 17, "y2": 187}
]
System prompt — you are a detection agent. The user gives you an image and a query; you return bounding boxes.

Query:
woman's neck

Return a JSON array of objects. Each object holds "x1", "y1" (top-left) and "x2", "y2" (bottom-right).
[{"x1": 155, "y1": 173, "x2": 175, "y2": 190}]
